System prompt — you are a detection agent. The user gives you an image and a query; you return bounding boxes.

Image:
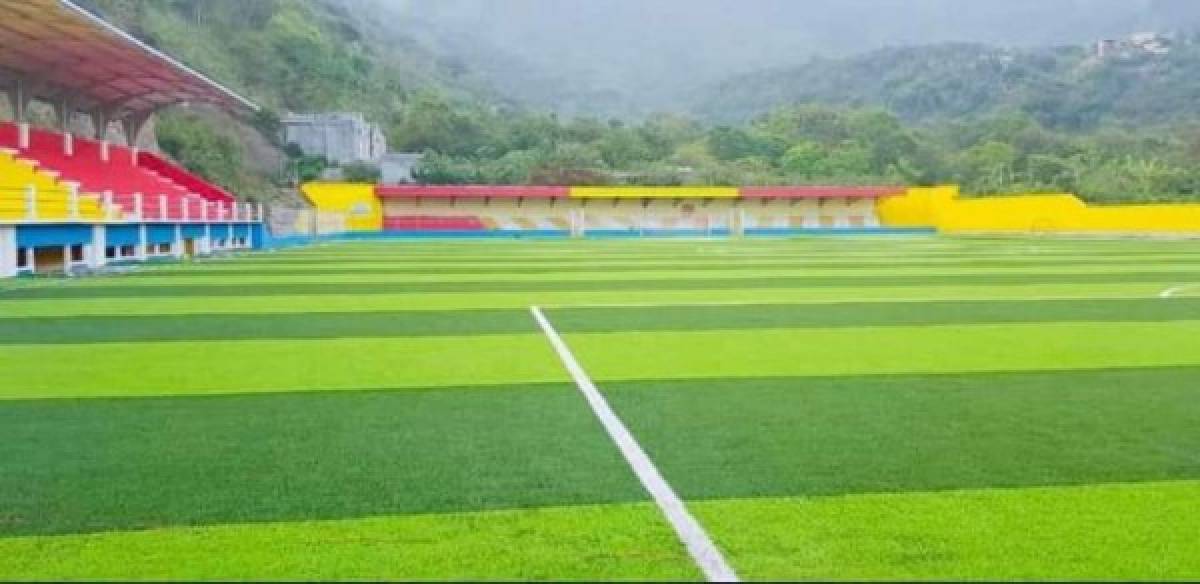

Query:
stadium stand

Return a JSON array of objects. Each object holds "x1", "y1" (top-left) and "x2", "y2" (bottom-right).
[
  {"x1": 0, "y1": 122, "x2": 238, "y2": 222},
  {"x1": 0, "y1": 0, "x2": 263, "y2": 278},
  {"x1": 363, "y1": 184, "x2": 902, "y2": 237}
]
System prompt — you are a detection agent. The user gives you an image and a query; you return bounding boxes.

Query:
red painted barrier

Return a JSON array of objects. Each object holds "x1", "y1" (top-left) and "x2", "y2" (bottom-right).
[
  {"x1": 137, "y1": 150, "x2": 235, "y2": 203},
  {"x1": 383, "y1": 215, "x2": 487, "y2": 231}
]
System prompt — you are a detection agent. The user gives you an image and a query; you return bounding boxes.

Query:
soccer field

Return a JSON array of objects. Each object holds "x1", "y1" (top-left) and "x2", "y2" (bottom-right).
[{"x1": 2, "y1": 236, "x2": 1200, "y2": 580}]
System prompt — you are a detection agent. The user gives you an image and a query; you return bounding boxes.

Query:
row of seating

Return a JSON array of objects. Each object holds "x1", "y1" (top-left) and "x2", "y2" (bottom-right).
[
  {"x1": 138, "y1": 150, "x2": 235, "y2": 203},
  {"x1": 0, "y1": 150, "x2": 105, "y2": 221},
  {"x1": 383, "y1": 215, "x2": 488, "y2": 231},
  {"x1": 0, "y1": 122, "x2": 236, "y2": 222}
]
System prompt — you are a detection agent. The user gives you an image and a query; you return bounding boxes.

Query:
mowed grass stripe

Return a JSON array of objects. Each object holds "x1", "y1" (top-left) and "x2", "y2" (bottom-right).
[
  {"x1": 166, "y1": 256, "x2": 1200, "y2": 276},
  {"x1": 49, "y1": 263, "x2": 1200, "y2": 287},
  {"x1": 0, "y1": 384, "x2": 648, "y2": 537},
  {"x1": 566, "y1": 321, "x2": 1200, "y2": 381},
  {"x1": 7, "y1": 298, "x2": 1200, "y2": 344},
  {"x1": 550, "y1": 297, "x2": 1200, "y2": 333},
  {"x1": 0, "y1": 310, "x2": 535, "y2": 344},
  {"x1": 148, "y1": 248, "x2": 1200, "y2": 266},
  {"x1": 0, "y1": 282, "x2": 1175, "y2": 318},
  {"x1": 0, "y1": 334, "x2": 565, "y2": 399},
  {"x1": 691, "y1": 481, "x2": 1200, "y2": 580},
  {"x1": 602, "y1": 367, "x2": 1200, "y2": 500},
  {"x1": 253, "y1": 238, "x2": 1196, "y2": 253},
  {"x1": 5, "y1": 270, "x2": 1200, "y2": 298},
  {"x1": 0, "y1": 503, "x2": 699, "y2": 581},
  {"x1": 145, "y1": 251, "x2": 1200, "y2": 272}
]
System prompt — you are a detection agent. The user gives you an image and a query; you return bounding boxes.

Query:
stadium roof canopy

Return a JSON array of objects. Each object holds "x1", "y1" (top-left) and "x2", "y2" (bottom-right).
[{"x1": 0, "y1": 0, "x2": 257, "y2": 130}]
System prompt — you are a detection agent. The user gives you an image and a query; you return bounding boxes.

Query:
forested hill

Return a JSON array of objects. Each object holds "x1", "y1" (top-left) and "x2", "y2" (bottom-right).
[
  {"x1": 693, "y1": 39, "x2": 1200, "y2": 130},
  {"x1": 76, "y1": 0, "x2": 506, "y2": 115}
]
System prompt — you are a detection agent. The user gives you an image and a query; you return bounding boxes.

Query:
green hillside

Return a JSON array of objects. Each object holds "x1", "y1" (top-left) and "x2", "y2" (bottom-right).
[{"x1": 693, "y1": 40, "x2": 1200, "y2": 130}]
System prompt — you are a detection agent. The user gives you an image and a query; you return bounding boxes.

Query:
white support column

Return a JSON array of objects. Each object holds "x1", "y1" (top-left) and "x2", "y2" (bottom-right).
[
  {"x1": 245, "y1": 223, "x2": 254, "y2": 249},
  {"x1": 159, "y1": 194, "x2": 168, "y2": 221},
  {"x1": 257, "y1": 203, "x2": 265, "y2": 223},
  {"x1": 67, "y1": 183, "x2": 80, "y2": 220},
  {"x1": 100, "y1": 141, "x2": 110, "y2": 162},
  {"x1": 25, "y1": 185, "x2": 37, "y2": 221},
  {"x1": 103, "y1": 191, "x2": 114, "y2": 221},
  {"x1": 63, "y1": 133, "x2": 74, "y2": 157},
  {"x1": 231, "y1": 202, "x2": 240, "y2": 222},
  {"x1": 201, "y1": 223, "x2": 212, "y2": 255},
  {"x1": 0, "y1": 225, "x2": 16, "y2": 278},
  {"x1": 89, "y1": 224, "x2": 106, "y2": 269},
  {"x1": 133, "y1": 192, "x2": 143, "y2": 221},
  {"x1": 136, "y1": 224, "x2": 148, "y2": 261},
  {"x1": 173, "y1": 224, "x2": 184, "y2": 259},
  {"x1": 181, "y1": 197, "x2": 190, "y2": 222},
  {"x1": 17, "y1": 122, "x2": 29, "y2": 150}
]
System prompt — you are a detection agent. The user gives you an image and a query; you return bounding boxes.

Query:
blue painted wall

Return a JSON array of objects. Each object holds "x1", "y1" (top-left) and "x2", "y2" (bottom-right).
[
  {"x1": 16, "y1": 224, "x2": 92, "y2": 247},
  {"x1": 106, "y1": 225, "x2": 140, "y2": 247},
  {"x1": 146, "y1": 225, "x2": 176, "y2": 245}
]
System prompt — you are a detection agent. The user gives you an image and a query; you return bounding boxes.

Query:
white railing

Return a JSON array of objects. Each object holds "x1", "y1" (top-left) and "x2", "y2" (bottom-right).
[{"x1": 0, "y1": 184, "x2": 264, "y2": 223}]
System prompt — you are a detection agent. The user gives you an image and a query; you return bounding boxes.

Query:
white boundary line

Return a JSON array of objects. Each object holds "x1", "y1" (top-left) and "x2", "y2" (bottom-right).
[
  {"x1": 1160, "y1": 284, "x2": 1200, "y2": 298},
  {"x1": 530, "y1": 305, "x2": 739, "y2": 583}
]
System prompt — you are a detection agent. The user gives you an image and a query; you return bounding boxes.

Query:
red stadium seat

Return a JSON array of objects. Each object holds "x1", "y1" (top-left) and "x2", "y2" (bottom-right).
[
  {"x1": 0, "y1": 122, "x2": 233, "y2": 220},
  {"x1": 383, "y1": 215, "x2": 488, "y2": 231}
]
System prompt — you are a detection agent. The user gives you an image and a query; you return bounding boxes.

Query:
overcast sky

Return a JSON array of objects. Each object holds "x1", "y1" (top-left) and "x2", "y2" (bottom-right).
[{"x1": 368, "y1": 0, "x2": 1192, "y2": 114}]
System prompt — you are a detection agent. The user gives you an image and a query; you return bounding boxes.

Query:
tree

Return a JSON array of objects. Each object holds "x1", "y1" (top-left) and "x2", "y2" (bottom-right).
[{"x1": 780, "y1": 142, "x2": 825, "y2": 178}]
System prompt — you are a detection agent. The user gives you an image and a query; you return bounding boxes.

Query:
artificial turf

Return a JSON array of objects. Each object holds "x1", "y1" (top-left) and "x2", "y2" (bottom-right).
[
  {"x1": 8, "y1": 297, "x2": 1200, "y2": 344},
  {"x1": 565, "y1": 321, "x2": 1200, "y2": 381},
  {"x1": 1, "y1": 235, "x2": 1199, "y2": 580},
  {"x1": 0, "y1": 504, "x2": 699, "y2": 581},
  {"x1": 602, "y1": 367, "x2": 1200, "y2": 499},
  {"x1": 3, "y1": 269, "x2": 1197, "y2": 298},
  {"x1": 0, "y1": 384, "x2": 646, "y2": 536},
  {"x1": 0, "y1": 334, "x2": 566, "y2": 398},
  {"x1": 691, "y1": 481, "x2": 1200, "y2": 580},
  {"x1": 551, "y1": 297, "x2": 1200, "y2": 332}
]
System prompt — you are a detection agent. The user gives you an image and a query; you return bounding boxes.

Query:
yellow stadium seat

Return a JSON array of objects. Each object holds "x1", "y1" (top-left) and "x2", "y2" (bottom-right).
[{"x1": 0, "y1": 151, "x2": 106, "y2": 221}]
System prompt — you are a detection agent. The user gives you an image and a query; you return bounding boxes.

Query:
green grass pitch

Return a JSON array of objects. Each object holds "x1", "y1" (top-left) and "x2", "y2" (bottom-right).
[{"x1": 2, "y1": 236, "x2": 1199, "y2": 580}]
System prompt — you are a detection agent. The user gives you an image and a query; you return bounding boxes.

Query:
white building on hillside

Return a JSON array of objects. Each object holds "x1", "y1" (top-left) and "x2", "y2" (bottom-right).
[{"x1": 281, "y1": 112, "x2": 387, "y2": 165}]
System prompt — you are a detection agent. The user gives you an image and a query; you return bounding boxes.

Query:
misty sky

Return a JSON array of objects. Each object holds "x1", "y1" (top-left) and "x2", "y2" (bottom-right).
[{"x1": 372, "y1": 0, "x2": 1188, "y2": 114}]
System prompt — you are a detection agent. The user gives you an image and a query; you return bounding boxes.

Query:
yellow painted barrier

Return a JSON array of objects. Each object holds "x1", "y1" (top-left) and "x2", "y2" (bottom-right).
[
  {"x1": 570, "y1": 186, "x2": 739, "y2": 199},
  {"x1": 878, "y1": 185, "x2": 1200, "y2": 234},
  {"x1": 300, "y1": 182, "x2": 382, "y2": 232},
  {"x1": 876, "y1": 185, "x2": 959, "y2": 227}
]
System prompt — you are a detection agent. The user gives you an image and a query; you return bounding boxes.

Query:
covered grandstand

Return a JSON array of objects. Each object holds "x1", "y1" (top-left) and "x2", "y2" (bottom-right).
[
  {"x1": 306, "y1": 183, "x2": 910, "y2": 237},
  {"x1": 0, "y1": 0, "x2": 263, "y2": 277}
]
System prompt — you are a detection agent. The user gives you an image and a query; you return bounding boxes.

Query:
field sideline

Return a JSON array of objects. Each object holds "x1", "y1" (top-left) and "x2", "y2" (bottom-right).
[{"x1": 2, "y1": 236, "x2": 1199, "y2": 580}]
